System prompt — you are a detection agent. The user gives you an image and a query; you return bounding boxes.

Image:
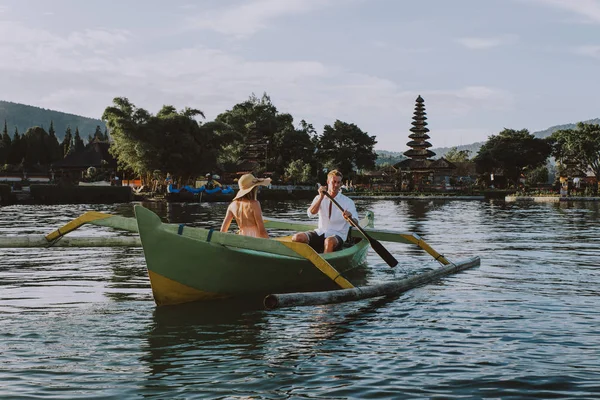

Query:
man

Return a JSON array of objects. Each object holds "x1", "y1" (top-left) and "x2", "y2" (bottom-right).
[
  {"x1": 292, "y1": 169, "x2": 358, "y2": 253},
  {"x1": 205, "y1": 173, "x2": 222, "y2": 190}
]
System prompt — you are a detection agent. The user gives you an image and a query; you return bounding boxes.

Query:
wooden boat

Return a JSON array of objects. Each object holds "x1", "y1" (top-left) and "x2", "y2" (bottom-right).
[
  {"x1": 134, "y1": 205, "x2": 370, "y2": 305},
  {"x1": 4, "y1": 205, "x2": 480, "y2": 308}
]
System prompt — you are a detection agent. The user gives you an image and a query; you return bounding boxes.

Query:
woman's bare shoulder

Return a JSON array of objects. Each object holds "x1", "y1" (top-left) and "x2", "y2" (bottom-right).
[{"x1": 245, "y1": 199, "x2": 262, "y2": 210}]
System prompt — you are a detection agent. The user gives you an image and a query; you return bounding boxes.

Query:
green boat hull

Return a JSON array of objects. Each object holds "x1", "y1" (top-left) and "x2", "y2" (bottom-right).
[{"x1": 134, "y1": 205, "x2": 369, "y2": 305}]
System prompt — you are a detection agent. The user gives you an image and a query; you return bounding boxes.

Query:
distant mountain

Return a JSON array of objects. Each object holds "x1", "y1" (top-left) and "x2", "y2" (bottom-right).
[
  {"x1": 374, "y1": 149, "x2": 406, "y2": 166},
  {"x1": 530, "y1": 118, "x2": 600, "y2": 139},
  {"x1": 0, "y1": 100, "x2": 105, "y2": 141},
  {"x1": 379, "y1": 117, "x2": 600, "y2": 161},
  {"x1": 428, "y1": 142, "x2": 485, "y2": 160}
]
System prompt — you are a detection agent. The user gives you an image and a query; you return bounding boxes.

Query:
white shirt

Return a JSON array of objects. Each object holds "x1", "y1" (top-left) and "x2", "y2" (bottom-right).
[{"x1": 307, "y1": 192, "x2": 358, "y2": 241}]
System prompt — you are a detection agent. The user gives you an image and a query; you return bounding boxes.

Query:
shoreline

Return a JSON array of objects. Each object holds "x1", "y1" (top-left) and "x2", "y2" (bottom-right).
[
  {"x1": 505, "y1": 195, "x2": 600, "y2": 202},
  {"x1": 347, "y1": 195, "x2": 485, "y2": 200}
]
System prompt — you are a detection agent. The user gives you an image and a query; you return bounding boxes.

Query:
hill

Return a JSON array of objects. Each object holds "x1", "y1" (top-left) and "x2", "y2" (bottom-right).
[
  {"x1": 374, "y1": 150, "x2": 406, "y2": 166},
  {"x1": 428, "y1": 142, "x2": 484, "y2": 160},
  {"x1": 530, "y1": 118, "x2": 600, "y2": 139},
  {"x1": 0, "y1": 100, "x2": 105, "y2": 141}
]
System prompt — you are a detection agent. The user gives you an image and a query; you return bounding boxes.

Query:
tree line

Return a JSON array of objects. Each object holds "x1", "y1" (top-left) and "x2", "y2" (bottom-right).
[
  {"x1": 2, "y1": 92, "x2": 598, "y2": 192},
  {"x1": 0, "y1": 120, "x2": 109, "y2": 170},
  {"x1": 0, "y1": 100, "x2": 106, "y2": 142},
  {"x1": 443, "y1": 125, "x2": 600, "y2": 189},
  {"x1": 102, "y1": 93, "x2": 378, "y2": 185}
]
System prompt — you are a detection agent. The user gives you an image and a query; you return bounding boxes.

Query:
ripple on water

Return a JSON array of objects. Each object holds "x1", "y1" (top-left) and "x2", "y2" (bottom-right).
[{"x1": 1, "y1": 200, "x2": 600, "y2": 398}]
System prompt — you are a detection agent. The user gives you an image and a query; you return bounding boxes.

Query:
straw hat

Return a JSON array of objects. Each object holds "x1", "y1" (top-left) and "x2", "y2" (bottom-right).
[{"x1": 234, "y1": 173, "x2": 271, "y2": 200}]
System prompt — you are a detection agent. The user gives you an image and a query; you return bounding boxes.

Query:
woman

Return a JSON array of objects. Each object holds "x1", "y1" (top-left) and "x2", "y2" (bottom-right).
[{"x1": 220, "y1": 173, "x2": 271, "y2": 238}]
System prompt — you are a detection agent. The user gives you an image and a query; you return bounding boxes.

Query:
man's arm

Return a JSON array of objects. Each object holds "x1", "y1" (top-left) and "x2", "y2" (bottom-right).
[
  {"x1": 307, "y1": 185, "x2": 327, "y2": 216},
  {"x1": 343, "y1": 197, "x2": 359, "y2": 223}
]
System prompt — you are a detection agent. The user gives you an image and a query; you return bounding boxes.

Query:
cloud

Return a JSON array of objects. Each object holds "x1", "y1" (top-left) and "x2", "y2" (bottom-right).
[
  {"x1": 573, "y1": 44, "x2": 600, "y2": 58},
  {"x1": 0, "y1": 17, "x2": 513, "y2": 150},
  {"x1": 429, "y1": 128, "x2": 494, "y2": 147},
  {"x1": 456, "y1": 35, "x2": 518, "y2": 50},
  {"x1": 526, "y1": 0, "x2": 600, "y2": 23},
  {"x1": 0, "y1": 21, "x2": 130, "y2": 51},
  {"x1": 184, "y1": 0, "x2": 337, "y2": 38},
  {"x1": 410, "y1": 87, "x2": 514, "y2": 116}
]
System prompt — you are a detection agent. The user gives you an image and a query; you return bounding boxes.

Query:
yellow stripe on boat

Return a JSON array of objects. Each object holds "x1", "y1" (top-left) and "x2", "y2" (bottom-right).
[
  {"x1": 277, "y1": 237, "x2": 354, "y2": 289},
  {"x1": 148, "y1": 270, "x2": 228, "y2": 306}
]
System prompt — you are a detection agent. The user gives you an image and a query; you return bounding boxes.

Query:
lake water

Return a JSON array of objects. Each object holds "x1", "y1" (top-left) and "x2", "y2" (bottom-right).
[{"x1": 1, "y1": 199, "x2": 599, "y2": 399}]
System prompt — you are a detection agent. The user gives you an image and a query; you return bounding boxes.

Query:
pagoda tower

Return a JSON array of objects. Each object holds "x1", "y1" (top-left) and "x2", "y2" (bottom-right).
[{"x1": 403, "y1": 95, "x2": 435, "y2": 160}]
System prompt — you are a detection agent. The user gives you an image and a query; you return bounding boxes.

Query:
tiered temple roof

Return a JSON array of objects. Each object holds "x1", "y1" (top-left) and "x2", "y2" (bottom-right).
[
  {"x1": 394, "y1": 95, "x2": 456, "y2": 173},
  {"x1": 403, "y1": 95, "x2": 435, "y2": 160}
]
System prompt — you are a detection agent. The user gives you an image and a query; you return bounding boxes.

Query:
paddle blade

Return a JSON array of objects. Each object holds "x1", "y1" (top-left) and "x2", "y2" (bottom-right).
[{"x1": 366, "y1": 233, "x2": 399, "y2": 267}]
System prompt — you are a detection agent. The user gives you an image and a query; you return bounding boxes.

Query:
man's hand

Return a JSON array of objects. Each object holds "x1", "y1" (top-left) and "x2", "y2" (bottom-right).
[
  {"x1": 318, "y1": 184, "x2": 328, "y2": 197},
  {"x1": 342, "y1": 210, "x2": 352, "y2": 220}
]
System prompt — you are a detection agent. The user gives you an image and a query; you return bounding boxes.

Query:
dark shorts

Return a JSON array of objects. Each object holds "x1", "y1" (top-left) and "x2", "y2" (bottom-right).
[{"x1": 303, "y1": 231, "x2": 343, "y2": 253}]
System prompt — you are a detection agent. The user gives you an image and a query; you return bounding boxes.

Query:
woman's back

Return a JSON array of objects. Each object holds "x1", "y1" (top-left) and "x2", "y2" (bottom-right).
[{"x1": 228, "y1": 199, "x2": 266, "y2": 238}]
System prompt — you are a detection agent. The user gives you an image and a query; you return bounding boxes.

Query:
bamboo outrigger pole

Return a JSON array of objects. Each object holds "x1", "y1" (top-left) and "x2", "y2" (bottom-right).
[
  {"x1": 0, "y1": 212, "x2": 140, "y2": 248},
  {"x1": 0, "y1": 236, "x2": 141, "y2": 248},
  {"x1": 263, "y1": 256, "x2": 480, "y2": 309}
]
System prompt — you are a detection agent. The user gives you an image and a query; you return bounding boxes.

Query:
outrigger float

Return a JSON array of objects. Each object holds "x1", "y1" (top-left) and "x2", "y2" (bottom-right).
[{"x1": 1, "y1": 205, "x2": 480, "y2": 309}]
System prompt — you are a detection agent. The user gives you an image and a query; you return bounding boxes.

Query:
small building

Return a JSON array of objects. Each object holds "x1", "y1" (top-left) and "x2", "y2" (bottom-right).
[{"x1": 51, "y1": 139, "x2": 118, "y2": 184}]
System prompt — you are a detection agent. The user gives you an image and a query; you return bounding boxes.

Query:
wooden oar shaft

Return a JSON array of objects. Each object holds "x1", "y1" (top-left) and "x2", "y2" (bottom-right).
[
  {"x1": 0, "y1": 235, "x2": 141, "y2": 248},
  {"x1": 263, "y1": 256, "x2": 480, "y2": 309},
  {"x1": 324, "y1": 191, "x2": 398, "y2": 268},
  {"x1": 323, "y1": 191, "x2": 361, "y2": 231}
]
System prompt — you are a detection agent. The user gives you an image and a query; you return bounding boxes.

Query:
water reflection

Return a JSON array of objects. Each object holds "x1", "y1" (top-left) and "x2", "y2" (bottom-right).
[
  {"x1": 2, "y1": 200, "x2": 600, "y2": 398},
  {"x1": 263, "y1": 295, "x2": 400, "y2": 364},
  {"x1": 141, "y1": 298, "x2": 267, "y2": 378}
]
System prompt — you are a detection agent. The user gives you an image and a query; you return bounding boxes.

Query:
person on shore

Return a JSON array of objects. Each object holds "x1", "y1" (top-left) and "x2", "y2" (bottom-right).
[
  {"x1": 220, "y1": 173, "x2": 271, "y2": 238},
  {"x1": 292, "y1": 169, "x2": 358, "y2": 253},
  {"x1": 205, "y1": 173, "x2": 223, "y2": 190}
]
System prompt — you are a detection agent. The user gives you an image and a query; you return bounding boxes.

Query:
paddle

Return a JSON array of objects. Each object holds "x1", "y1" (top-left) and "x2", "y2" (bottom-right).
[{"x1": 323, "y1": 191, "x2": 398, "y2": 268}]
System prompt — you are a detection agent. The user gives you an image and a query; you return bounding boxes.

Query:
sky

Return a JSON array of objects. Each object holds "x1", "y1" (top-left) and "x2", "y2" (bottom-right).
[{"x1": 0, "y1": 0, "x2": 599, "y2": 152}]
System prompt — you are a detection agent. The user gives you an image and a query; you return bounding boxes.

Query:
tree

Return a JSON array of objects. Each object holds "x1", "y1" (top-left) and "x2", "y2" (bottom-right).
[
  {"x1": 47, "y1": 121, "x2": 62, "y2": 162},
  {"x1": 73, "y1": 127, "x2": 85, "y2": 153},
  {"x1": 525, "y1": 165, "x2": 549, "y2": 186},
  {"x1": 8, "y1": 128, "x2": 24, "y2": 165},
  {"x1": 0, "y1": 120, "x2": 11, "y2": 165},
  {"x1": 102, "y1": 97, "x2": 214, "y2": 183},
  {"x1": 93, "y1": 125, "x2": 105, "y2": 141},
  {"x1": 61, "y1": 126, "x2": 72, "y2": 158},
  {"x1": 444, "y1": 147, "x2": 471, "y2": 162},
  {"x1": 273, "y1": 129, "x2": 315, "y2": 176},
  {"x1": 473, "y1": 128, "x2": 552, "y2": 185},
  {"x1": 195, "y1": 120, "x2": 241, "y2": 172},
  {"x1": 213, "y1": 93, "x2": 314, "y2": 176},
  {"x1": 284, "y1": 159, "x2": 312, "y2": 184},
  {"x1": 317, "y1": 120, "x2": 377, "y2": 177},
  {"x1": 23, "y1": 126, "x2": 50, "y2": 166},
  {"x1": 548, "y1": 122, "x2": 600, "y2": 182}
]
